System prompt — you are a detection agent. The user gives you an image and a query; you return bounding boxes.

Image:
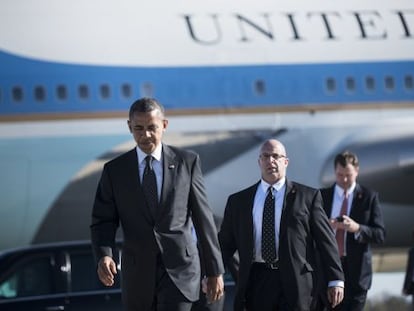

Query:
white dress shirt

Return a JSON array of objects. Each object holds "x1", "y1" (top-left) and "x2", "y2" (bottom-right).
[{"x1": 252, "y1": 177, "x2": 286, "y2": 262}]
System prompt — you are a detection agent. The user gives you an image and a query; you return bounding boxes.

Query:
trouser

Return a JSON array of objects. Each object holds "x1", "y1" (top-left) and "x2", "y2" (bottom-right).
[
  {"x1": 191, "y1": 291, "x2": 225, "y2": 311},
  {"x1": 332, "y1": 257, "x2": 367, "y2": 311},
  {"x1": 245, "y1": 262, "x2": 290, "y2": 311},
  {"x1": 153, "y1": 257, "x2": 193, "y2": 311}
]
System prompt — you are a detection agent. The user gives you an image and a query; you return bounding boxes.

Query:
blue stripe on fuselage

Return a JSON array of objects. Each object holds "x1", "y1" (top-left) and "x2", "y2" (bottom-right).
[{"x1": 0, "y1": 50, "x2": 413, "y2": 115}]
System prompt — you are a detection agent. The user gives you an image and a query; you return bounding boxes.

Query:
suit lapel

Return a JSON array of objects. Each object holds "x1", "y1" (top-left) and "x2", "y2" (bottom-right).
[
  {"x1": 158, "y1": 144, "x2": 178, "y2": 219},
  {"x1": 279, "y1": 180, "x2": 297, "y2": 251},
  {"x1": 350, "y1": 183, "x2": 364, "y2": 221}
]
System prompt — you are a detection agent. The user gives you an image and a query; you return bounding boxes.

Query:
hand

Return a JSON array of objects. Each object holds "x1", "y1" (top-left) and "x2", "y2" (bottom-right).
[
  {"x1": 330, "y1": 215, "x2": 360, "y2": 233},
  {"x1": 205, "y1": 275, "x2": 224, "y2": 303},
  {"x1": 327, "y1": 286, "x2": 344, "y2": 309},
  {"x1": 97, "y1": 256, "x2": 117, "y2": 286}
]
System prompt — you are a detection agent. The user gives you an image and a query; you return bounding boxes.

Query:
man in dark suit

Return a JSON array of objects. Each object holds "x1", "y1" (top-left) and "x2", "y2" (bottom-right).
[
  {"x1": 218, "y1": 139, "x2": 344, "y2": 311},
  {"x1": 320, "y1": 151, "x2": 385, "y2": 311},
  {"x1": 90, "y1": 98, "x2": 224, "y2": 311},
  {"x1": 402, "y1": 230, "x2": 414, "y2": 311}
]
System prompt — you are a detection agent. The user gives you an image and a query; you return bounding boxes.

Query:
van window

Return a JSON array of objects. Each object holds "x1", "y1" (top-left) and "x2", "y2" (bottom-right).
[
  {"x1": 0, "y1": 256, "x2": 53, "y2": 299},
  {"x1": 69, "y1": 250, "x2": 120, "y2": 292}
]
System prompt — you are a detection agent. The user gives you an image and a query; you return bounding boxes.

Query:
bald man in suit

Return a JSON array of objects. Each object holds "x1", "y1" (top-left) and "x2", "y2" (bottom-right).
[
  {"x1": 91, "y1": 98, "x2": 224, "y2": 311},
  {"x1": 219, "y1": 139, "x2": 344, "y2": 311}
]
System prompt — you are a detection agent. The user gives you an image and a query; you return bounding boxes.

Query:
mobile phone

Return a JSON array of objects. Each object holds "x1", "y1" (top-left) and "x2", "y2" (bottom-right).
[{"x1": 336, "y1": 216, "x2": 344, "y2": 222}]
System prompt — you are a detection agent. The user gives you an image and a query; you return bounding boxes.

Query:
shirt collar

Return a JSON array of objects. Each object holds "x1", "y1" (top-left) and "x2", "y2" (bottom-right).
[
  {"x1": 136, "y1": 143, "x2": 162, "y2": 164},
  {"x1": 260, "y1": 177, "x2": 286, "y2": 193},
  {"x1": 335, "y1": 182, "x2": 356, "y2": 197}
]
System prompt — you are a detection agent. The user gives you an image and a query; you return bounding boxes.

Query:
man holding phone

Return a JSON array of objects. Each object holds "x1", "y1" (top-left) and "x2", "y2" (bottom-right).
[{"x1": 319, "y1": 151, "x2": 386, "y2": 311}]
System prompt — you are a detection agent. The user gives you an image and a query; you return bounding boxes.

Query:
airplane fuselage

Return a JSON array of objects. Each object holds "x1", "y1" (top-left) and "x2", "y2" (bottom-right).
[{"x1": 0, "y1": 0, "x2": 413, "y2": 255}]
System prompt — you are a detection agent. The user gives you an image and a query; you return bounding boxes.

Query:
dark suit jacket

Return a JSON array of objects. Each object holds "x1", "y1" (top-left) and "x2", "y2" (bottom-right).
[
  {"x1": 219, "y1": 180, "x2": 344, "y2": 311},
  {"x1": 403, "y1": 247, "x2": 414, "y2": 295},
  {"x1": 320, "y1": 184, "x2": 385, "y2": 291},
  {"x1": 91, "y1": 144, "x2": 224, "y2": 310}
]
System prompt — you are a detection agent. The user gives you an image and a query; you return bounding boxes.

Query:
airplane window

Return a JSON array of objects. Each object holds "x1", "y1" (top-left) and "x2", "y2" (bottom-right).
[
  {"x1": 254, "y1": 79, "x2": 266, "y2": 96},
  {"x1": 326, "y1": 78, "x2": 336, "y2": 93},
  {"x1": 404, "y1": 75, "x2": 413, "y2": 90},
  {"x1": 345, "y1": 77, "x2": 356, "y2": 93},
  {"x1": 140, "y1": 82, "x2": 154, "y2": 98},
  {"x1": 34, "y1": 86, "x2": 46, "y2": 102},
  {"x1": 56, "y1": 85, "x2": 68, "y2": 100},
  {"x1": 79, "y1": 84, "x2": 89, "y2": 99},
  {"x1": 384, "y1": 76, "x2": 395, "y2": 91},
  {"x1": 12, "y1": 86, "x2": 24, "y2": 102},
  {"x1": 100, "y1": 84, "x2": 111, "y2": 99},
  {"x1": 365, "y1": 76, "x2": 375, "y2": 91},
  {"x1": 121, "y1": 83, "x2": 132, "y2": 98}
]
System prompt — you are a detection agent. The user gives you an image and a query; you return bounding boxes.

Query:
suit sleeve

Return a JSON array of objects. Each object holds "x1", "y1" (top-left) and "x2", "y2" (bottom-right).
[
  {"x1": 90, "y1": 164, "x2": 120, "y2": 263},
  {"x1": 356, "y1": 192, "x2": 386, "y2": 244},
  {"x1": 189, "y1": 154, "x2": 225, "y2": 276},
  {"x1": 218, "y1": 196, "x2": 238, "y2": 270},
  {"x1": 311, "y1": 190, "x2": 344, "y2": 283}
]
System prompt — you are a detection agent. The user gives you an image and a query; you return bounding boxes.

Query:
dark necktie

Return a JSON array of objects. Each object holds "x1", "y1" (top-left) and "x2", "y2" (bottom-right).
[
  {"x1": 336, "y1": 191, "x2": 348, "y2": 257},
  {"x1": 262, "y1": 186, "x2": 277, "y2": 263},
  {"x1": 142, "y1": 155, "x2": 158, "y2": 213}
]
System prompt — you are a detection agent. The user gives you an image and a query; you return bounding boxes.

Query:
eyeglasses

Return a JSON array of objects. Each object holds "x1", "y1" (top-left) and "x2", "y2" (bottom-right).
[{"x1": 260, "y1": 153, "x2": 286, "y2": 161}]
